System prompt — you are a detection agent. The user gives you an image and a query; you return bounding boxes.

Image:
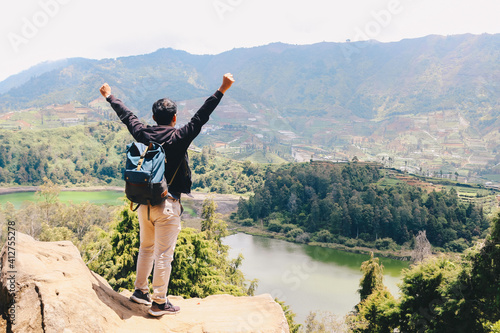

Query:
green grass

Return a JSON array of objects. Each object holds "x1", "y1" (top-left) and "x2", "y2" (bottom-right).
[
  {"x1": 482, "y1": 174, "x2": 500, "y2": 182},
  {"x1": 377, "y1": 177, "x2": 403, "y2": 187},
  {"x1": 181, "y1": 200, "x2": 198, "y2": 217},
  {"x1": 0, "y1": 190, "x2": 125, "y2": 209},
  {"x1": 245, "y1": 151, "x2": 287, "y2": 164}
]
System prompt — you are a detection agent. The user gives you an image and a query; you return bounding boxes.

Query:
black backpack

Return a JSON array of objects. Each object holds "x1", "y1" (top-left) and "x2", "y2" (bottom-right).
[{"x1": 124, "y1": 142, "x2": 169, "y2": 209}]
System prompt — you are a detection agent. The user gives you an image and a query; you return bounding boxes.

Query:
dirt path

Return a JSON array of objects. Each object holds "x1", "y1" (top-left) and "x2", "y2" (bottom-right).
[
  {"x1": 183, "y1": 192, "x2": 241, "y2": 215},
  {"x1": 180, "y1": 192, "x2": 242, "y2": 230}
]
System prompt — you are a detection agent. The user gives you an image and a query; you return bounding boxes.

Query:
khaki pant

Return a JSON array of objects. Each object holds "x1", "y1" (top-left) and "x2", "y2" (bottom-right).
[{"x1": 134, "y1": 197, "x2": 182, "y2": 304}]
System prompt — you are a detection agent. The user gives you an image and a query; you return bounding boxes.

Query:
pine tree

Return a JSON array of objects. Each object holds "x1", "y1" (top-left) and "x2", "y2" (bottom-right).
[
  {"x1": 358, "y1": 253, "x2": 384, "y2": 302},
  {"x1": 169, "y1": 226, "x2": 255, "y2": 298},
  {"x1": 349, "y1": 252, "x2": 398, "y2": 333},
  {"x1": 201, "y1": 195, "x2": 227, "y2": 244},
  {"x1": 441, "y1": 211, "x2": 500, "y2": 332},
  {"x1": 102, "y1": 207, "x2": 140, "y2": 291},
  {"x1": 35, "y1": 177, "x2": 61, "y2": 226},
  {"x1": 170, "y1": 197, "x2": 256, "y2": 298}
]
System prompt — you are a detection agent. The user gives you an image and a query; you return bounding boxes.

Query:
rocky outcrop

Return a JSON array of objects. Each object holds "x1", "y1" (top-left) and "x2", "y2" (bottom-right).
[{"x1": 0, "y1": 233, "x2": 289, "y2": 333}]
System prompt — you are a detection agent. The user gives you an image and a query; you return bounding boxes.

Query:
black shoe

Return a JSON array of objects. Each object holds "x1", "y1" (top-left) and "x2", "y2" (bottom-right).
[
  {"x1": 130, "y1": 289, "x2": 152, "y2": 305},
  {"x1": 148, "y1": 300, "x2": 181, "y2": 316}
]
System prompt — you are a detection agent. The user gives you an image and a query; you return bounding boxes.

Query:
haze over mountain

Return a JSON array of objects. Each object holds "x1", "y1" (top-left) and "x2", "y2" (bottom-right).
[{"x1": 1, "y1": 33, "x2": 499, "y2": 178}]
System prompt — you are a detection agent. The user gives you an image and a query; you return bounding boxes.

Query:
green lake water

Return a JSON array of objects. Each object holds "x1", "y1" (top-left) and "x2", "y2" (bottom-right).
[
  {"x1": 223, "y1": 233, "x2": 409, "y2": 325},
  {"x1": 0, "y1": 190, "x2": 125, "y2": 209}
]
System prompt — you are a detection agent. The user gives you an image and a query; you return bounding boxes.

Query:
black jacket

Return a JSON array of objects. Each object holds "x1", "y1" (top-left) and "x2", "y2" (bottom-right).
[{"x1": 107, "y1": 90, "x2": 224, "y2": 194}]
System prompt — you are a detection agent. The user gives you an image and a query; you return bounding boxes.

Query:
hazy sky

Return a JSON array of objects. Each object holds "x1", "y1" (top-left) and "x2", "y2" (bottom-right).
[{"x1": 1, "y1": 0, "x2": 499, "y2": 81}]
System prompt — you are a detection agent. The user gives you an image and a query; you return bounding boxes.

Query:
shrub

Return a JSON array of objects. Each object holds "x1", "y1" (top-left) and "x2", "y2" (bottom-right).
[
  {"x1": 281, "y1": 223, "x2": 297, "y2": 233},
  {"x1": 345, "y1": 238, "x2": 358, "y2": 248},
  {"x1": 268, "y1": 220, "x2": 282, "y2": 232},
  {"x1": 316, "y1": 230, "x2": 333, "y2": 243},
  {"x1": 357, "y1": 239, "x2": 368, "y2": 247},
  {"x1": 266, "y1": 212, "x2": 285, "y2": 223},
  {"x1": 286, "y1": 228, "x2": 304, "y2": 239},
  {"x1": 240, "y1": 218, "x2": 254, "y2": 227},
  {"x1": 305, "y1": 311, "x2": 348, "y2": 332},
  {"x1": 486, "y1": 320, "x2": 500, "y2": 333},
  {"x1": 337, "y1": 236, "x2": 348, "y2": 245},
  {"x1": 444, "y1": 238, "x2": 469, "y2": 252},
  {"x1": 296, "y1": 232, "x2": 311, "y2": 244},
  {"x1": 374, "y1": 238, "x2": 398, "y2": 251},
  {"x1": 359, "y1": 233, "x2": 373, "y2": 242}
]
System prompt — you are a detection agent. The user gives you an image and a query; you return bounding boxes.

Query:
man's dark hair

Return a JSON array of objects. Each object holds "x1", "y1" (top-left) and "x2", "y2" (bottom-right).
[{"x1": 152, "y1": 98, "x2": 177, "y2": 125}]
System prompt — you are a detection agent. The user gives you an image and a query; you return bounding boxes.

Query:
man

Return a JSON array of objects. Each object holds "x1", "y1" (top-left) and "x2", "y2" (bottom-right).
[{"x1": 99, "y1": 73, "x2": 234, "y2": 316}]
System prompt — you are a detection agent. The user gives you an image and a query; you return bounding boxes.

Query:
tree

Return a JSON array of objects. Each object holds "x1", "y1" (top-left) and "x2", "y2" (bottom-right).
[
  {"x1": 353, "y1": 213, "x2": 500, "y2": 332},
  {"x1": 237, "y1": 197, "x2": 250, "y2": 219},
  {"x1": 38, "y1": 225, "x2": 75, "y2": 243},
  {"x1": 349, "y1": 253, "x2": 398, "y2": 333},
  {"x1": 236, "y1": 162, "x2": 487, "y2": 248},
  {"x1": 101, "y1": 207, "x2": 140, "y2": 291},
  {"x1": 412, "y1": 230, "x2": 432, "y2": 263},
  {"x1": 305, "y1": 311, "x2": 348, "y2": 333},
  {"x1": 358, "y1": 253, "x2": 385, "y2": 302},
  {"x1": 201, "y1": 196, "x2": 228, "y2": 244},
  {"x1": 82, "y1": 225, "x2": 113, "y2": 272},
  {"x1": 398, "y1": 257, "x2": 459, "y2": 333},
  {"x1": 169, "y1": 227, "x2": 254, "y2": 298},
  {"x1": 439, "y1": 211, "x2": 500, "y2": 332},
  {"x1": 63, "y1": 202, "x2": 110, "y2": 241},
  {"x1": 349, "y1": 289, "x2": 398, "y2": 333},
  {"x1": 316, "y1": 230, "x2": 333, "y2": 243},
  {"x1": 171, "y1": 196, "x2": 256, "y2": 298},
  {"x1": 275, "y1": 299, "x2": 301, "y2": 333},
  {"x1": 35, "y1": 177, "x2": 61, "y2": 225}
]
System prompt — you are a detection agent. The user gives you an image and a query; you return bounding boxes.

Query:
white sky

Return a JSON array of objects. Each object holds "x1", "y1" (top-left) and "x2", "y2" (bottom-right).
[{"x1": 1, "y1": 0, "x2": 499, "y2": 82}]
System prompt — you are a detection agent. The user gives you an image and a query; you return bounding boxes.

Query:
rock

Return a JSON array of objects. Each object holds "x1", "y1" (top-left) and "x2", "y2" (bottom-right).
[{"x1": 0, "y1": 233, "x2": 289, "y2": 333}]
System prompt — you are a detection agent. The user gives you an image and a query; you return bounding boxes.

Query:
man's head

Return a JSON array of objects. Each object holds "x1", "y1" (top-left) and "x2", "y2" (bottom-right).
[{"x1": 152, "y1": 98, "x2": 177, "y2": 125}]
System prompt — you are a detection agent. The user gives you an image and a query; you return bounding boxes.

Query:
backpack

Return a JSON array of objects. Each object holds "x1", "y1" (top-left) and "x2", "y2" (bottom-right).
[{"x1": 124, "y1": 141, "x2": 169, "y2": 209}]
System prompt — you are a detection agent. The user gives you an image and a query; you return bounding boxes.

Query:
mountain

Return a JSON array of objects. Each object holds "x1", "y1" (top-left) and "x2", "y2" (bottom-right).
[
  {"x1": 0, "y1": 59, "x2": 70, "y2": 94},
  {"x1": 0, "y1": 34, "x2": 499, "y2": 178},
  {"x1": 2, "y1": 34, "x2": 499, "y2": 120}
]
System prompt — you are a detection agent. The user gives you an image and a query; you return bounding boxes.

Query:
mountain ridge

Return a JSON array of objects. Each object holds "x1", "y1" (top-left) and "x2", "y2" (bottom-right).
[
  {"x1": 0, "y1": 33, "x2": 499, "y2": 177},
  {"x1": 1, "y1": 34, "x2": 498, "y2": 120}
]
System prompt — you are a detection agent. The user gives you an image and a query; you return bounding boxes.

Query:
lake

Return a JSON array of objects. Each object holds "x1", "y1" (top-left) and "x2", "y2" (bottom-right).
[
  {"x1": 223, "y1": 233, "x2": 409, "y2": 324},
  {"x1": 1, "y1": 189, "x2": 409, "y2": 325},
  {"x1": 0, "y1": 190, "x2": 125, "y2": 209}
]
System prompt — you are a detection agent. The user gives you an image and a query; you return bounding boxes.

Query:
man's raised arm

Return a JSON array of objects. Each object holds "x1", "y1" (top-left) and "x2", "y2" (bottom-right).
[
  {"x1": 99, "y1": 83, "x2": 111, "y2": 98},
  {"x1": 218, "y1": 73, "x2": 235, "y2": 94},
  {"x1": 98, "y1": 83, "x2": 149, "y2": 142}
]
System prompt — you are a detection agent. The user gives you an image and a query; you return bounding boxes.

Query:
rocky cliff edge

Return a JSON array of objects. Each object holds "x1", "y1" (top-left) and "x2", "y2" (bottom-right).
[{"x1": 0, "y1": 233, "x2": 289, "y2": 333}]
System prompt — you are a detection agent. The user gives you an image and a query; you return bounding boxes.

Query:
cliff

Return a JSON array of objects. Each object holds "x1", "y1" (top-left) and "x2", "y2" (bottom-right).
[{"x1": 0, "y1": 233, "x2": 289, "y2": 332}]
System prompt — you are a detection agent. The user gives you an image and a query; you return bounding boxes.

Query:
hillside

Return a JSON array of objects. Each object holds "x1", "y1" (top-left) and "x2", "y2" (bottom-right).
[
  {"x1": 234, "y1": 161, "x2": 495, "y2": 252},
  {"x1": 0, "y1": 34, "x2": 499, "y2": 182}
]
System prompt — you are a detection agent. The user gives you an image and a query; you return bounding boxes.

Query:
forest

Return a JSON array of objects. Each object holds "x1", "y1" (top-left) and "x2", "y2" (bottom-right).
[
  {"x1": 0, "y1": 123, "x2": 492, "y2": 252},
  {"x1": 0, "y1": 123, "x2": 129, "y2": 185},
  {"x1": 236, "y1": 162, "x2": 490, "y2": 251},
  {"x1": 344, "y1": 211, "x2": 500, "y2": 333},
  {"x1": 0, "y1": 124, "x2": 265, "y2": 194}
]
